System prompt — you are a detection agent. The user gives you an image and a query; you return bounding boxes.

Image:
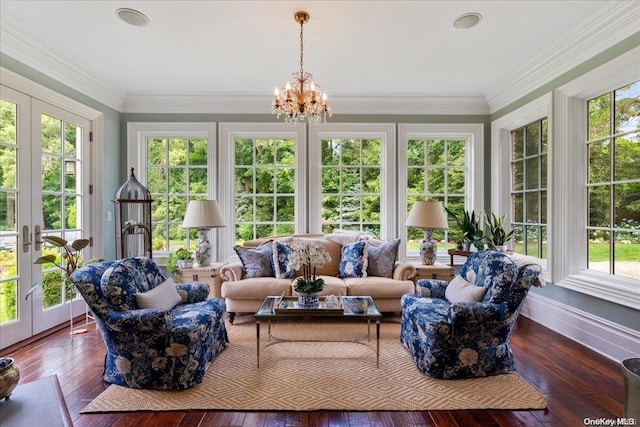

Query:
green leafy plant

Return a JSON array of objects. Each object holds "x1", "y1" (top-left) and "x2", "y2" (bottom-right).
[
  {"x1": 483, "y1": 212, "x2": 514, "y2": 250},
  {"x1": 34, "y1": 236, "x2": 90, "y2": 278},
  {"x1": 444, "y1": 207, "x2": 483, "y2": 249},
  {"x1": 166, "y1": 248, "x2": 194, "y2": 276}
]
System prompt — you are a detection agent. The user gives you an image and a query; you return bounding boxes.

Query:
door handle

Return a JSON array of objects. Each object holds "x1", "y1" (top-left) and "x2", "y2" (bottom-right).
[
  {"x1": 34, "y1": 225, "x2": 42, "y2": 251},
  {"x1": 22, "y1": 225, "x2": 31, "y2": 252}
]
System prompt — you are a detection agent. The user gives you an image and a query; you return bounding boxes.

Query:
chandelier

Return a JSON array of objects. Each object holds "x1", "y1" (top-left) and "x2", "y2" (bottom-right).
[{"x1": 272, "y1": 11, "x2": 331, "y2": 125}]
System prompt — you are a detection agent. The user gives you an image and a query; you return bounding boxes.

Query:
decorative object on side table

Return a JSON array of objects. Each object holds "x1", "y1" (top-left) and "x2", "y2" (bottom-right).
[
  {"x1": 406, "y1": 200, "x2": 449, "y2": 265},
  {"x1": 0, "y1": 357, "x2": 19, "y2": 400},
  {"x1": 444, "y1": 207, "x2": 483, "y2": 251},
  {"x1": 287, "y1": 239, "x2": 332, "y2": 307},
  {"x1": 182, "y1": 200, "x2": 226, "y2": 267},
  {"x1": 113, "y1": 167, "x2": 154, "y2": 259},
  {"x1": 166, "y1": 248, "x2": 194, "y2": 278},
  {"x1": 483, "y1": 212, "x2": 514, "y2": 252}
]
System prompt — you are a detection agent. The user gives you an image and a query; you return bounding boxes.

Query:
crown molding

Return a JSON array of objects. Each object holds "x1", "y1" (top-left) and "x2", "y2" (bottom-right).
[
  {"x1": 0, "y1": 16, "x2": 126, "y2": 111},
  {"x1": 123, "y1": 93, "x2": 489, "y2": 115},
  {"x1": 486, "y1": 1, "x2": 640, "y2": 114}
]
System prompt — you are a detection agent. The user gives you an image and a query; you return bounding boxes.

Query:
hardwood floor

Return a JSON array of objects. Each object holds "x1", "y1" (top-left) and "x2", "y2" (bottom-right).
[{"x1": 1, "y1": 315, "x2": 623, "y2": 427}]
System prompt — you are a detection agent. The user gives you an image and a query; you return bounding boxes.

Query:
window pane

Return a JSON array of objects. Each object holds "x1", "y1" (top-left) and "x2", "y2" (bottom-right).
[
  {"x1": 341, "y1": 168, "x2": 361, "y2": 193},
  {"x1": 588, "y1": 185, "x2": 610, "y2": 227},
  {"x1": 255, "y1": 139, "x2": 274, "y2": 165},
  {"x1": 525, "y1": 157, "x2": 539, "y2": 189},
  {"x1": 588, "y1": 93, "x2": 611, "y2": 140},
  {"x1": 588, "y1": 230, "x2": 610, "y2": 274},
  {"x1": 614, "y1": 81, "x2": 640, "y2": 134},
  {"x1": 427, "y1": 168, "x2": 445, "y2": 194},
  {"x1": 448, "y1": 140, "x2": 465, "y2": 166},
  {"x1": 41, "y1": 114, "x2": 61, "y2": 154},
  {"x1": 189, "y1": 139, "x2": 207, "y2": 165},
  {"x1": 147, "y1": 139, "x2": 166, "y2": 165},
  {"x1": 525, "y1": 192, "x2": 539, "y2": 223},
  {"x1": 362, "y1": 139, "x2": 380, "y2": 165},
  {"x1": 407, "y1": 168, "x2": 425, "y2": 193},
  {"x1": 276, "y1": 139, "x2": 295, "y2": 165},
  {"x1": 42, "y1": 155, "x2": 61, "y2": 191},
  {"x1": 0, "y1": 146, "x2": 17, "y2": 188},
  {"x1": 526, "y1": 225, "x2": 539, "y2": 256},
  {"x1": 235, "y1": 139, "x2": 253, "y2": 165},
  {"x1": 0, "y1": 99, "x2": 17, "y2": 144},
  {"x1": 512, "y1": 193, "x2": 523, "y2": 222},
  {"x1": 447, "y1": 168, "x2": 465, "y2": 193},
  {"x1": 362, "y1": 168, "x2": 381, "y2": 193},
  {"x1": 189, "y1": 168, "x2": 207, "y2": 194},
  {"x1": 168, "y1": 168, "x2": 186, "y2": 193},
  {"x1": 526, "y1": 122, "x2": 539, "y2": 156},
  {"x1": 342, "y1": 140, "x2": 361, "y2": 165},
  {"x1": 614, "y1": 133, "x2": 640, "y2": 181},
  {"x1": 427, "y1": 140, "x2": 444, "y2": 165},
  {"x1": 407, "y1": 139, "x2": 425, "y2": 166},
  {"x1": 512, "y1": 129, "x2": 524, "y2": 160},
  {"x1": 614, "y1": 183, "x2": 640, "y2": 227},
  {"x1": 168, "y1": 139, "x2": 187, "y2": 165},
  {"x1": 275, "y1": 168, "x2": 295, "y2": 193},
  {"x1": 276, "y1": 196, "x2": 294, "y2": 221},
  {"x1": 512, "y1": 160, "x2": 523, "y2": 191},
  {"x1": 321, "y1": 139, "x2": 340, "y2": 165},
  {"x1": 588, "y1": 140, "x2": 611, "y2": 183}
]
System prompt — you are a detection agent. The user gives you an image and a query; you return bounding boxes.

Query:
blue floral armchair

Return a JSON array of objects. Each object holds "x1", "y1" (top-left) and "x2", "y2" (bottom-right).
[
  {"x1": 71, "y1": 257, "x2": 228, "y2": 390},
  {"x1": 400, "y1": 251, "x2": 542, "y2": 379}
]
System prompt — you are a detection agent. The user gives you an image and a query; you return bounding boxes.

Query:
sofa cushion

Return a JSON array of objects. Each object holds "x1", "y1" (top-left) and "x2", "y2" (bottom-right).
[
  {"x1": 366, "y1": 238, "x2": 400, "y2": 278},
  {"x1": 272, "y1": 241, "x2": 297, "y2": 279},
  {"x1": 136, "y1": 277, "x2": 182, "y2": 310},
  {"x1": 221, "y1": 278, "x2": 293, "y2": 299},
  {"x1": 234, "y1": 244, "x2": 274, "y2": 278},
  {"x1": 344, "y1": 277, "x2": 415, "y2": 298},
  {"x1": 445, "y1": 275, "x2": 487, "y2": 303},
  {"x1": 338, "y1": 241, "x2": 368, "y2": 278}
]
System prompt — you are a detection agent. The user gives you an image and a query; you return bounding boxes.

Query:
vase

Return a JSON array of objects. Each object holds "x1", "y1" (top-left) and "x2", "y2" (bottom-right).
[
  {"x1": 0, "y1": 357, "x2": 20, "y2": 400},
  {"x1": 297, "y1": 292, "x2": 320, "y2": 307}
]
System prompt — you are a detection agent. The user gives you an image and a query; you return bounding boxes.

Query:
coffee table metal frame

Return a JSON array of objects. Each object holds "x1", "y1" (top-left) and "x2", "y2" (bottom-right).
[{"x1": 254, "y1": 295, "x2": 382, "y2": 368}]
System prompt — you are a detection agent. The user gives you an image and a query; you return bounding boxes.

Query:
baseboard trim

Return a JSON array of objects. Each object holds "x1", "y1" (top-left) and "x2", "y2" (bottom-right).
[{"x1": 520, "y1": 292, "x2": 640, "y2": 363}]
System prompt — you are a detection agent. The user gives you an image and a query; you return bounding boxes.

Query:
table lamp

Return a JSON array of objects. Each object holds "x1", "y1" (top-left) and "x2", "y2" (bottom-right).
[
  {"x1": 406, "y1": 200, "x2": 449, "y2": 265},
  {"x1": 182, "y1": 200, "x2": 225, "y2": 267}
]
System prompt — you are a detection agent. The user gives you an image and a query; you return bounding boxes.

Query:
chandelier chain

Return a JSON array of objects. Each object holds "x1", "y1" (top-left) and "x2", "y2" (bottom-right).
[{"x1": 299, "y1": 18, "x2": 304, "y2": 75}]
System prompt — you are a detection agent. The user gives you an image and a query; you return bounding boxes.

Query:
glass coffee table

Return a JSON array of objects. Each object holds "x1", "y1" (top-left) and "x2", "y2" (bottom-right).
[{"x1": 254, "y1": 295, "x2": 382, "y2": 368}]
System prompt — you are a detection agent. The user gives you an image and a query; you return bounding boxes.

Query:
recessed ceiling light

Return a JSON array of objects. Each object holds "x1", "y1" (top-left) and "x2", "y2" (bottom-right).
[
  {"x1": 116, "y1": 8, "x2": 150, "y2": 27},
  {"x1": 453, "y1": 13, "x2": 482, "y2": 30}
]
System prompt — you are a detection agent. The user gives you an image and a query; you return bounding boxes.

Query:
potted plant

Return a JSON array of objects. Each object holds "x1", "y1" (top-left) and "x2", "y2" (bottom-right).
[
  {"x1": 483, "y1": 212, "x2": 514, "y2": 252},
  {"x1": 33, "y1": 236, "x2": 90, "y2": 279},
  {"x1": 287, "y1": 240, "x2": 332, "y2": 306},
  {"x1": 444, "y1": 207, "x2": 483, "y2": 251},
  {"x1": 166, "y1": 248, "x2": 194, "y2": 277}
]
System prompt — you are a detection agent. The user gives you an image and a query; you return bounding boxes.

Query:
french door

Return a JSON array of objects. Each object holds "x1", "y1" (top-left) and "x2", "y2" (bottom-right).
[{"x1": 0, "y1": 85, "x2": 92, "y2": 349}]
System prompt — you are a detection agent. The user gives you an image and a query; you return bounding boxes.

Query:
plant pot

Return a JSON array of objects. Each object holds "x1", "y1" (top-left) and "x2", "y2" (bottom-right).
[
  {"x1": 0, "y1": 357, "x2": 20, "y2": 400},
  {"x1": 297, "y1": 292, "x2": 320, "y2": 307},
  {"x1": 496, "y1": 244, "x2": 508, "y2": 252},
  {"x1": 177, "y1": 260, "x2": 193, "y2": 269}
]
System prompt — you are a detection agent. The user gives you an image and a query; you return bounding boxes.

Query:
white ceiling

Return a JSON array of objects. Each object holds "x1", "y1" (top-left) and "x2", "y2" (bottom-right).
[{"x1": 1, "y1": 1, "x2": 638, "y2": 113}]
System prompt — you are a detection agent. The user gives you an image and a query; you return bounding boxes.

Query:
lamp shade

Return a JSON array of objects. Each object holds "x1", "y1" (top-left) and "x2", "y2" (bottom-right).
[
  {"x1": 182, "y1": 200, "x2": 225, "y2": 229},
  {"x1": 405, "y1": 200, "x2": 449, "y2": 230}
]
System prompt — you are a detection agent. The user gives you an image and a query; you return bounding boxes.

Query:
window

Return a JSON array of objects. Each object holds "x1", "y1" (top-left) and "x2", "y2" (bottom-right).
[
  {"x1": 399, "y1": 124, "x2": 484, "y2": 261},
  {"x1": 319, "y1": 138, "x2": 382, "y2": 235},
  {"x1": 493, "y1": 48, "x2": 639, "y2": 309},
  {"x1": 586, "y1": 81, "x2": 639, "y2": 279},
  {"x1": 127, "y1": 122, "x2": 216, "y2": 259},
  {"x1": 234, "y1": 137, "x2": 296, "y2": 243},
  {"x1": 309, "y1": 124, "x2": 395, "y2": 239},
  {"x1": 510, "y1": 118, "x2": 548, "y2": 259},
  {"x1": 145, "y1": 137, "x2": 209, "y2": 253},
  {"x1": 219, "y1": 123, "x2": 306, "y2": 261}
]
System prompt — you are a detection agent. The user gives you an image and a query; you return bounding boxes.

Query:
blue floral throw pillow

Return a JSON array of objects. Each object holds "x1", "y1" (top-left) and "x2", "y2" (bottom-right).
[
  {"x1": 338, "y1": 241, "x2": 368, "y2": 278},
  {"x1": 366, "y1": 239, "x2": 400, "y2": 278},
  {"x1": 234, "y1": 244, "x2": 274, "y2": 278},
  {"x1": 272, "y1": 241, "x2": 297, "y2": 279}
]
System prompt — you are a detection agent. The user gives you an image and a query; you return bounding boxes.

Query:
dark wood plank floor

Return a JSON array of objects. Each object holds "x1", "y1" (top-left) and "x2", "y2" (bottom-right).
[{"x1": 1, "y1": 315, "x2": 623, "y2": 427}]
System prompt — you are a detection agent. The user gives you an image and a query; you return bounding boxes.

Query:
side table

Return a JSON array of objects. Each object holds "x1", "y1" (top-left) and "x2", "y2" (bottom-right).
[
  {"x1": 412, "y1": 263, "x2": 455, "y2": 283},
  {"x1": 175, "y1": 263, "x2": 225, "y2": 299}
]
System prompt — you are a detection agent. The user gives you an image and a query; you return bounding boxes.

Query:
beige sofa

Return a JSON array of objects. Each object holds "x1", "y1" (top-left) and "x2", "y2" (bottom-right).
[{"x1": 220, "y1": 233, "x2": 416, "y2": 322}]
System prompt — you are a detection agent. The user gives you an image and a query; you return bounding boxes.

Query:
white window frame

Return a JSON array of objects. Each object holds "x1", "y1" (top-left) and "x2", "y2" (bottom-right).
[
  {"x1": 308, "y1": 123, "x2": 396, "y2": 239},
  {"x1": 491, "y1": 94, "x2": 552, "y2": 282},
  {"x1": 219, "y1": 123, "x2": 306, "y2": 261},
  {"x1": 492, "y1": 46, "x2": 640, "y2": 309},
  {"x1": 127, "y1": 122, "x2": 217, "y2": 260},
  {"x1": 398, "y1": 124, "x2": 484, "y2": 263}
]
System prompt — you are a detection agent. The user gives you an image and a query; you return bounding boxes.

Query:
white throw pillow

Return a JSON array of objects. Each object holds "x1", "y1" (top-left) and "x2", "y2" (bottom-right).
[
  {"x1": 445, "y1": 275, "x2": 487, "y2": 303},
  {"x1": 136, "y1": 277, "x2": 182, "y2": 311}
]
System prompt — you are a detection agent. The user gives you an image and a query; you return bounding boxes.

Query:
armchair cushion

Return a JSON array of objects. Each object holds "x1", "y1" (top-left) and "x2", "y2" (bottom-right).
[
  {"x1": 445, "y1": 275, "x2": 487, "y2": 303},
  {"x1": 136, "y1": 277, "x2": 182, "y2": 310},
  {"x1": 234, "y1": 244, "x2": 274, "y2": 278}
]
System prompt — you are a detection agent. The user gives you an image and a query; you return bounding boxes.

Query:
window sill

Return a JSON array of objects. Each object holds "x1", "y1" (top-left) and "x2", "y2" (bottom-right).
[{"x1": 557, "y1": 270, "x2": 640, "y2": 310}]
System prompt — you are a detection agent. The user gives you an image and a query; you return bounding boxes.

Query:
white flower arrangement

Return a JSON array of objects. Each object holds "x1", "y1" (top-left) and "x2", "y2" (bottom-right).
[{"x1": 288, "y1": 240, "x2": 332, "y2": 294}]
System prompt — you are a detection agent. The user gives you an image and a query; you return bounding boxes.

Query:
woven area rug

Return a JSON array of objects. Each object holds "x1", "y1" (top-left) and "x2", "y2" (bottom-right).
[{"x1": 81, "y1": 315, "x2": 547, "y2": 412}]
